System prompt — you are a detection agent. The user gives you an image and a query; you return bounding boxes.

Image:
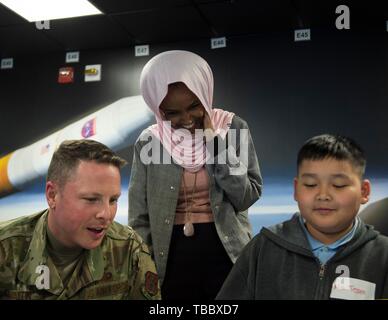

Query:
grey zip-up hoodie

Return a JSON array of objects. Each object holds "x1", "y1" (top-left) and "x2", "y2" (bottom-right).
[{"x1": 217, "y1": 213, "x2": 388, "y2": 300}]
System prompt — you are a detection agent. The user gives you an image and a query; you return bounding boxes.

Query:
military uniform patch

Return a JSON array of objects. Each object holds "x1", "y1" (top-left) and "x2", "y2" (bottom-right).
[
  {"x1": 81, "y1": 281, "x2": 129, "y2": 299},
  {"x1": 6, "y1": 290, "x2": 32, "y2": 300},
  {"x1": 144, "y1": 271, "x2": 158, "y2": 296}
]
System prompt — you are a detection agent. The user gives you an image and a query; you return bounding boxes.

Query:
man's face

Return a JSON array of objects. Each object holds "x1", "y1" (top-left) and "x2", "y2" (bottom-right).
[
  {"x1": 159, "y1": 82, "x2": 206, "y2": 134},
  {"x1": 294, "y1": 158, "x2": 370, "y2": 244},
  {"x1": 46, "y1": 161, "x2": 121, "y2": 250}
]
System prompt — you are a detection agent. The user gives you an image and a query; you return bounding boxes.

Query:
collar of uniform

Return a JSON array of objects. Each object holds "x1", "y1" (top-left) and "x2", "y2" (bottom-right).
[
  {"x1": 17, "y1": 209, "x2": 64, "y2": 294},
  {"x1": 17, "y1": 210, "x2": 105, "y2": 296},
  {"x1": 84, "y1": 244, "x2": 104, "y2": 281},
  {"x1": 60, "y1": 248, "x2": 104, "y2": 299},
  {"x1": 55, "y1": 237, "x2": 105, "y2": 299}
]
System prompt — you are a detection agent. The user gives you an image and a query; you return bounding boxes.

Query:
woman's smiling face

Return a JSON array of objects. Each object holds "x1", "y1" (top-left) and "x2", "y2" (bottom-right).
[{"x1": 159, "y1": 82, "x2": 206, "y2": 134}]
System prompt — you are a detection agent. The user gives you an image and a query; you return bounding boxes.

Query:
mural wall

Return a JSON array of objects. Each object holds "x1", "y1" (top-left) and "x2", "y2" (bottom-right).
[{"x1": 1, "y1": 29, "x2": 387, "y2": 233}]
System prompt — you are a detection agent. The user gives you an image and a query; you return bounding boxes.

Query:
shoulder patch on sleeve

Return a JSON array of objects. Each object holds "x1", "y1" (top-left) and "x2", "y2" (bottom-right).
[{"x1": 144, "y1": 271, "x2": 159, "y2": 296}]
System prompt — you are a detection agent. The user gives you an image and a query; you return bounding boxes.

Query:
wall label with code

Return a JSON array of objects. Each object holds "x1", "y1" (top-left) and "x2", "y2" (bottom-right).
[
  {"x1": 135, "y1": 45, "x2": 149, "y2": 57},
  {"x1": 294, "y1": 29, "x2": 311, "y2": 42},
  {"x1": 66, "y1": 52, "x2": 80, "y2": 63},
  {"x1": 1, "y1": 58, "x2": 13, "y2": 69},
  {"x1": 211, "y1": 37, "x2": 226, "y2": 49}
]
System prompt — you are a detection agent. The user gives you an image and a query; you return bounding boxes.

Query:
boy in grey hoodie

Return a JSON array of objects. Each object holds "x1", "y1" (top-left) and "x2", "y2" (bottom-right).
[{"x1": 217, "y1": 134, "x2": 388, "y2": 300}]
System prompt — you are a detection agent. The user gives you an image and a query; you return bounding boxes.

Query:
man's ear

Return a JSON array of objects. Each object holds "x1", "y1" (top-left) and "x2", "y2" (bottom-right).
[
  {"x1": 46, "y1": 181, "x2": 58, "y2": 210},
  {"x1": 360, "y1": 179, "x2": 371, "y2": 205},
  {"x1": 293, "y1": 178, "x2": 298, "y2": 202}
]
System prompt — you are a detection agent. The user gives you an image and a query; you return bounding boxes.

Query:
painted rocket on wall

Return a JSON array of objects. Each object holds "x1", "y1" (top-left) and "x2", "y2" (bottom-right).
[{"x1": 0, "y1": 95, "x2": 154, "y2": 198}]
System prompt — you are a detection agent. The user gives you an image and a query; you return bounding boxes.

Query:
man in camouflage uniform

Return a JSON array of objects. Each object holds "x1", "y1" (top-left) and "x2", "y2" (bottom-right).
[{"x1": 0, "y1": 140, "x2": 160, "y2": 299}]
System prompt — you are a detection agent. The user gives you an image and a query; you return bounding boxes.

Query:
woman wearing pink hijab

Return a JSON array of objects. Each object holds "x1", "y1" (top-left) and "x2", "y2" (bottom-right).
[{"x1": 128, "y1": 50, "x2": 262, "y2": 300}]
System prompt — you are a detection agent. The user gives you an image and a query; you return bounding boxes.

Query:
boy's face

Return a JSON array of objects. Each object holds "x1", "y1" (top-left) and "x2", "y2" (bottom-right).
[{"x1": 294, "y1": 158, "x2": 370, "y2": 244}]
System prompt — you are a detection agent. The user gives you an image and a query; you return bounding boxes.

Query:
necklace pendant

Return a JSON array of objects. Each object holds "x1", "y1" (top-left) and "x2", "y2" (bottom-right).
[{"x1": 183, "y1": 222, "x2": 194, "y2": 237}]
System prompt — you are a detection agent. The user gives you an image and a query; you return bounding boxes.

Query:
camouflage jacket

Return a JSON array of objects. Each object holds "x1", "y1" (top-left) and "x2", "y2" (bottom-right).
[{"x1": 0, "y1": 210, "x2": 161, "y2": 300}]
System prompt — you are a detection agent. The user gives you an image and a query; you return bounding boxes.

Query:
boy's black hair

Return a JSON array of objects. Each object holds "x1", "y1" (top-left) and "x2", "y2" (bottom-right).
[{"x1": 297, "y1": 134, "x2": 366, "y2": 177}]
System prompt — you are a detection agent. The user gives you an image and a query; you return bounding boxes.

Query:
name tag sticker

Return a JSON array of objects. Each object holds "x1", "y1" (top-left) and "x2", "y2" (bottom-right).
[{"x1": 330, "y1": 277, "x2": 375, "y2": 300}]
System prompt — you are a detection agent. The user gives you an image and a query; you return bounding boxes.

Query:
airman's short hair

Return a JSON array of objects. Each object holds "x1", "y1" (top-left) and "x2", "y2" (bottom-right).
[{"x1": 47, "y1": 139, "x2": 127, "y2": 188}]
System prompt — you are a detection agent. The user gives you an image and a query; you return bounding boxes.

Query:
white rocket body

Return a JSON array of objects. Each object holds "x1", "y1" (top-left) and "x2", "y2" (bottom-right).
[{"x1": 1, "y1": 95, "x2": 153, "y2": 195}]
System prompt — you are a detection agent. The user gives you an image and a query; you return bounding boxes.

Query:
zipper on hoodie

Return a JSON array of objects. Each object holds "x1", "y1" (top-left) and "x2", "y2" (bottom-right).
[
  {"x1": 313, "y1": 262, "x2": 327, "y2": 299},
  {"x1": 319, "y1": 264, "x2": 326, "y2": 279}
]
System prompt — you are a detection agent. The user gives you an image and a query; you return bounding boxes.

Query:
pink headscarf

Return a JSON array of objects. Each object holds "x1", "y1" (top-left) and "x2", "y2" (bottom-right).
[{"x1": 140, "y1": 50, "x2": 234, "y2": 172}]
